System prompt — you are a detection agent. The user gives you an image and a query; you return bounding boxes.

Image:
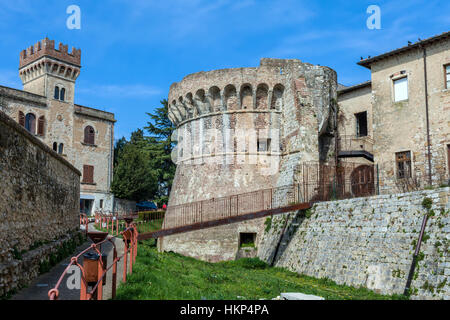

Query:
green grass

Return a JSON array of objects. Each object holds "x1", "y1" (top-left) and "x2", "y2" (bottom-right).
[
  {"x1": 115, "y1": 241, "x2": 406, "y2": 300},
  {"x1": 97, "y1": 219, "x2": 163, "y2": 236}
]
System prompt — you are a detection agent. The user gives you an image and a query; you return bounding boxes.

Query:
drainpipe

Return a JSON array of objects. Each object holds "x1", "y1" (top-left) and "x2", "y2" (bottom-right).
[
  {"x1": 421, "y1": 45, "x2": 433, "y2": 187},
  {"x1": 334, "y1": 98, "x2": 339, "y2": 167},
  {"x1": 108, "y1": 122, "x2": 114, "y2": 213},
  {"x1": 404, "y1": 213, "x2": 428, "y2": 296}
]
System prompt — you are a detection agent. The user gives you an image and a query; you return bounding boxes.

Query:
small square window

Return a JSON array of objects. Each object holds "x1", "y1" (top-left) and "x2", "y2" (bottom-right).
[
  {"x1": 447, "y1": 144, "x2": 450, "y2": 173},
  {"x1": 257, "y1": 139, "x2": 271, "y2": 152},
  {"x1": 445, "y1": 65, "x2": 450, "y2": 89},
  {"x1": 394, "y1": 77, "x2": 408, "y2": 102},
  {"x1": 239, "y1": 233, "x2": 256, "y2": 248}
]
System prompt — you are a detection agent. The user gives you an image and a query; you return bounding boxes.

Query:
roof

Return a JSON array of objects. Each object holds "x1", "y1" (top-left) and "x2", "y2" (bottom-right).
[
  {"x1": 337, "y1": 83, "x2": 348, "y2": 91},
  {"x1": 358, "y1": 31, "x2": 450, "y2": 69},
  {"x1": 0, "y1": 85, "x2": 47, "y2": 106},
  {"x1": 136, "y1": 201, "x2": 158, "y2": 210},
  {"x1": 337, "y1": 81, "x2": 371, "y2": 95},
  {"x1": 74, "y1": 104, "x2": 116, "y2": 123}
]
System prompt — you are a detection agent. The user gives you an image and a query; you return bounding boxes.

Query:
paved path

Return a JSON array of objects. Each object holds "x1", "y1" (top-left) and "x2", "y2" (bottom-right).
[{"x1": 11, "y1": 223, "x2": 126, "y2": 300}]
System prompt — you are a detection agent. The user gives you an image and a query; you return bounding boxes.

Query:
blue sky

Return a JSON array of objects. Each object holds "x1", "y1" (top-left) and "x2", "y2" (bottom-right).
[{"x1": 0, "y1": 0, "x2": 448, "y2": 140}]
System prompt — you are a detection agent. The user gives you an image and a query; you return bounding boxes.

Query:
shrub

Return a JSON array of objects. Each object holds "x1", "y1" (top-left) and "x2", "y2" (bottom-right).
[
  {"x1": 422, "y1": 197, "x2": 433, "y2": 210},
  {"x1": 235, "y1": 258, "x2": 268, "y2": 270}
]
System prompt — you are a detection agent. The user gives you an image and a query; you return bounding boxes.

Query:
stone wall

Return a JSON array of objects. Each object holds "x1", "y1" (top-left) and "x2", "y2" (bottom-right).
[
  {"x1": 0, "y1": 111, "x2": 81, "y2": 297},
  {"x1": 259, "y1": 188, "x2": 450, "y2": 300}
]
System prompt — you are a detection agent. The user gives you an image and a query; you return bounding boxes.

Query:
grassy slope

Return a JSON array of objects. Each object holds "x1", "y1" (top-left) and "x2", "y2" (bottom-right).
[
  {"x1": 115, "y1": 241, "x2": 406, "y2": 300},
  {"x1": 97, "y1": 219, "x2": 163, "y2": 236}
]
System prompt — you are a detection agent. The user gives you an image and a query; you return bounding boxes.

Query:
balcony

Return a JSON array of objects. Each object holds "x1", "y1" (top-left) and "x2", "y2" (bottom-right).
[{"x1": 337, "y1": 135, "x2": 374, "y2": 162}]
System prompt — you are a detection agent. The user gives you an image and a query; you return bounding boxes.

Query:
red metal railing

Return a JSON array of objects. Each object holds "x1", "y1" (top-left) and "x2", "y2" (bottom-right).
[
  {"x1": 159, "y1": 162, "x2": 376, "y2": 231},
  {"x1": 48, "y1": 223, "x2": 138, "y2": 300},
  {"x1": 93, "y1": 210, "x2": 166, "y2": 235}
]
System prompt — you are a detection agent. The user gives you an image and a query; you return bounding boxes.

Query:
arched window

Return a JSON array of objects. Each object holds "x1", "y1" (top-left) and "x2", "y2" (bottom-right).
[
  {"x1": 240, "y1": 84, "x2": 253, "y2": 109},
  {"x1": 18, "y1": 111, "x2": 25, "y2": 127},
  {"x1": 53, "y1": 142, "x2": 57, "y2": 151},
  {"x1": 37, "y1": 116, "x2": 45, "y2": 136},
  {"x1": 58, "y1": 143, "x2": 64, "y2": 155},
  {"x1": 25, "y1": 113, "x2": 36, "y2": 134},
  {"x1": 54, "y1": 86, "x2": 60, "y2": 100},
  {"x1": 271, "y1": 84, "x2": 285, "y2": 110},
  {"x1": 84, "y1": 126, "x2": 95, "y2": 145},
  {"x1": 60, "y1": 88, "x2": 65, "y2": 101}
]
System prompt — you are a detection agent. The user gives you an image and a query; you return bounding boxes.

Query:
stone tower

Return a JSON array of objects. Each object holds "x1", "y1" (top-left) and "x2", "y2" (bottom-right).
[
  {"x1": 161, "y1": 58, "x2": 338, "y2": 262},
  {"x1": 19, "y1": 38, "x2": 81, "y2": 103}
]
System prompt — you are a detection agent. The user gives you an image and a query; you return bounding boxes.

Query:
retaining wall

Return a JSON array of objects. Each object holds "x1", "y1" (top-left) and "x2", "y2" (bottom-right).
[
  {"x1": 0, "y1": 111, "x2": 81, "y2": 297},
  {"x1": 259, "y1": 187, "x2": 450, "y2": 300}
]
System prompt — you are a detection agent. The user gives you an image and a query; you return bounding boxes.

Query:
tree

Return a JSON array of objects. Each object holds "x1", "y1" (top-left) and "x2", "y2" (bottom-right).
[
  {"x1": 144, "y1": 99, "x2": 176, "y2": 206},
  {"x1": 111, "y1": 100, "x2": 176, "y2": 205},
  {"x1": 111, "y1": 129, "x2": 158, "y2": 202},
  {"x1": 113, "y1": 136, "x2": 127, "y2": 167}
]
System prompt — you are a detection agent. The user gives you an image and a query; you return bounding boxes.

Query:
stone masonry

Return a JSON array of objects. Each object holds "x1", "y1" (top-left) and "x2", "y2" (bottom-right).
[
  {"x1": 0, "y1": 110, "x2": 82, "y2": 297},
  {"x1": 161, "y1": 58, "x2": 337, "y2": 261},
  {"x1": 0, "y1": 38, "x2": 116, "y2": 215},
  {"x1": 259, "y1": 187, "x2": 450, "y2": 300}
]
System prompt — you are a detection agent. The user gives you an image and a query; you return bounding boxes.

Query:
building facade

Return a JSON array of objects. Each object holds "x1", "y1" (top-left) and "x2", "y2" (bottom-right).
[
  {"x1": 338, "y1": 31, "x2": 450, "y2": 193},
  {"x1": 0, "y1": 38, "x2": 115, "y2": 215}
]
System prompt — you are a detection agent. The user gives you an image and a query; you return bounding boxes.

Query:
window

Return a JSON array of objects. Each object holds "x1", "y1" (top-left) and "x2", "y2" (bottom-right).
[
  {"x1": 37, "y1": 116, "x2": 45, "y2": 136},
  {"x1": 396, "y1": 151, "x2": 412, "y2": 179},
  {"x1": 53, "y1": 142, "x2": 57, "y2": 151},
  {"x1": 54, "y1": 86, "x2": 60, "y2": 100},
  {"x1": 18, "y1": 111, "x2": 25, "y2": 127},
  {"x1": 25, "y1": 113, "x2": 36, "y2": 134},
  {"x1": 82, "y1": 165, "x2": 94, "y2": 184},
  {"x1": 84, "y1": 126, "x2": 95, "y2": 145},
  {"x1": 58, "y1": 143, "x2": 64, "y2": 155},
  {"x1": 239, "y1": 233, "x2": 256, "y2": 248},
  {"x1": 355, "y1": 112, "x2": 368, "y2": 137},
  {"x1": 54, "y1": 86, "x2": 66, "y2": 101},
  {"x1": 257, "y1": 138, "x2": 271, "y2": 152},
  {"x1": 447, "y1": 144, "x2": 450, "y2": 174},
  {"x1": 446, "y1": 65, "x2": 450, "y2": 89},
  {"x1": 99, "y1": 199, "x2": 104, "y2": 209},
  {"x1": 394, "y1": 77, "x2": 408, "y2": 102}
]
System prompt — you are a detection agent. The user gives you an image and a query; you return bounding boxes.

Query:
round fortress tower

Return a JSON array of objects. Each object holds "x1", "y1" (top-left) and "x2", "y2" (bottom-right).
[{"x1": 161, "y1": 58, "x2": 338, "y2": 262}]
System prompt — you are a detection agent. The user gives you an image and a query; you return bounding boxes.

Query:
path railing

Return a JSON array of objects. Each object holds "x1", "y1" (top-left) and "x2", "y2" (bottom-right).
[
  {"x1": 127, "y1": 162, "x2": 378, "y2": 239},
  {"x1": 48, "y1": 222, "x2": 138, "y2": 300},
  {"x1": 93, "y1": 210, "x2": 166, "y2": 235}
]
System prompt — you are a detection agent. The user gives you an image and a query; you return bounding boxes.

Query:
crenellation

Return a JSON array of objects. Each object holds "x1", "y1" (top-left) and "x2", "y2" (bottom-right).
[{"x1": 19, "y1": 38, "x2": 81, "y2": 69}]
